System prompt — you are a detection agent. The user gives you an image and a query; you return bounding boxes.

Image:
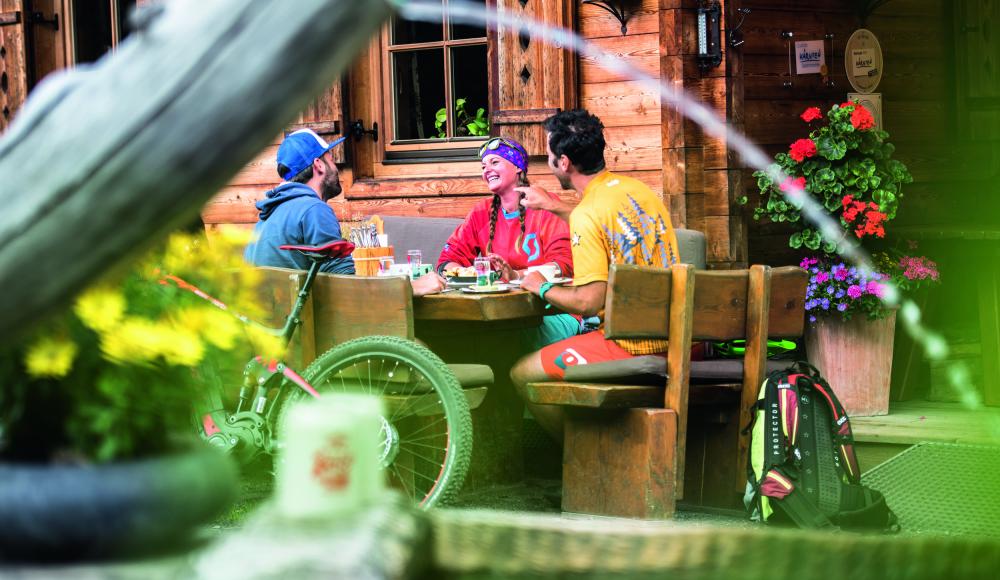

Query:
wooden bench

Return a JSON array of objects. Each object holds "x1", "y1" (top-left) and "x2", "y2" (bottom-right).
[{"x1": 524, "y1": 263, "x2": 808, "y2": 519}]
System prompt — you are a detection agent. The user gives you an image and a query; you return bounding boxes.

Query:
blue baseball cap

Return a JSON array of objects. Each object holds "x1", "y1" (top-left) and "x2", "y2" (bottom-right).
[{"x1": 276, "y1": 129, "x2": 347, "y2": 181}]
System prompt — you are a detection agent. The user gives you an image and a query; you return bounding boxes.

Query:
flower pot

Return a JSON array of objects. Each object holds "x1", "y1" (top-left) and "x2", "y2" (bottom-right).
[
  {"x1": 804, "y1": 310, "x2": 897, "y2": 417},
  {"x1": 0, "y1": 447, "x2": 238, "y2": 562}
]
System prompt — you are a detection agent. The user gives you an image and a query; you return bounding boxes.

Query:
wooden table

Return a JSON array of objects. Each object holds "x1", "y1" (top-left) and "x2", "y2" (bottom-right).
[{"x1": 413, "y1": 288, "x2": 550, "y2": 491}]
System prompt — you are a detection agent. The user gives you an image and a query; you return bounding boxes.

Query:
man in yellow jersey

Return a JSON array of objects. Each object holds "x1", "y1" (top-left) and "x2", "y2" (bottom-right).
[{"x1": 510, "y1": 109, "x2": 680, "y2": 442}]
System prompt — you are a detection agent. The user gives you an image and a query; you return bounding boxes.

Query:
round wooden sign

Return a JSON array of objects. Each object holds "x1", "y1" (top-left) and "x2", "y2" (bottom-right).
[{"x1": 845, "y1": 29, "x2": 883, "y2": 94}]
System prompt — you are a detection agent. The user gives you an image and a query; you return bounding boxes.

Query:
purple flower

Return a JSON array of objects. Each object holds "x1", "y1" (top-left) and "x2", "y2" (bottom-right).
[
  {"x1": 837, "y1": 303, "x2": 848, "y2": 312},
  {"x1": 835, "y1": 289, "x2": 845, "y2": 299},
  {"x1": 820, "y1": 298, "x2": 830, "y2": 310},
  {"x1": 847, "y1": 285, "x2": 863, "y2": 299},
  {"x1": 816, "y1": 272, "x2": 830, "y2": 283},
  {"x1": 809, "y1": 315, "x2": 817, "y2": 323},
  {"x1": 826, "y1": 285, "x2": 835, "y2": 295}
]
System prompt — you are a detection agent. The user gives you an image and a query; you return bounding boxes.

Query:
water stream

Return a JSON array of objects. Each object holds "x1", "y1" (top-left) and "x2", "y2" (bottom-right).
[{"x1": 392, "y1": 0, "x2": 984, "y2": 416}]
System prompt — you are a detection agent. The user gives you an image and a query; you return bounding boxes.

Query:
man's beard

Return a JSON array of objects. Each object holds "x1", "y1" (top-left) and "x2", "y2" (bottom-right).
[
  {"x1": 319, "y1": 171, "x2": 342, "y2": 201},
  {"x1": 555, "y1": 171, "x2": 572, "y2": 190}
]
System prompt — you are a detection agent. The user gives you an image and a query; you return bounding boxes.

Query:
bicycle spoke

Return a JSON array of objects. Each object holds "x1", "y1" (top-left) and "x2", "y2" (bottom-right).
[
  {"x1": 390, "y1": 458, "x2": 442, "y2": 485},
  {"x1": 388, "y1": 462, "x2": 415, "y2": 500}
]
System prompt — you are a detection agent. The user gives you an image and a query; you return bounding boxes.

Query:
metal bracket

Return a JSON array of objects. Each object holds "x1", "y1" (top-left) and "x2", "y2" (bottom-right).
[
  {"x1": 581, "y1": 0, "x2": 634, "y2": 36},
  {"x1": 0, "y1": 11, "x2": 22, "y2": 27},
  {"x1": 729, "y1": 7, "x2": 750, "y2": 48},
  {"x1": 350, "y1": 119, "x2": 379, "y2": 143},
  {"x1": 27, "y1": 11, "x2": 59, "y2": 31}
]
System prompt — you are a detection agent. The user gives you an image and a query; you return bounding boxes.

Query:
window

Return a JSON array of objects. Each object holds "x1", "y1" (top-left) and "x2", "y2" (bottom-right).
[
  {"x1": 382, "y1": 0, "x2": 489, "y2": 157},
  {"x1": 70, "y1": 0, "x2": 137, "y2": 65}
]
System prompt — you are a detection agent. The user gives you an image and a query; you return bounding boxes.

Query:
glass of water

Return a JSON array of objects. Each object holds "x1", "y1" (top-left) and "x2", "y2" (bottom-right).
[
  {"x1": 473, "y1": 256, "x2": 491, "y2": 287},
  {"x1": 407, "y1": 250, "x2": 422, "y2": 268},
  {"x1": 378, "y1": 256, "x2": 394, "y2": 276}
]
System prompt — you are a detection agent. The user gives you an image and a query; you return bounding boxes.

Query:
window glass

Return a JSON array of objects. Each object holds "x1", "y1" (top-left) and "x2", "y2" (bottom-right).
[
  {"x1": 450, "y1": 45, "x2": 489, "y2": 138},
  {"x1": 391, "y1": 0, "x2": 443, "y2": 45},
  {"x1": 392, "y1": 49, "x2": 446, "y2": 140},
  {"x1": 450, "y1": 0, "x2": 487, "y2": 40}
]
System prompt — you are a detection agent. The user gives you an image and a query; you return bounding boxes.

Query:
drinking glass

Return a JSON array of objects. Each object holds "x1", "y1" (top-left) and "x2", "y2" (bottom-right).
[
  {"x1": 378, "y1": 256, "x2": 395, "y2": 276},
  {"x1": 473, "y1": 256, "x2": 491, "y2": 287},
  {"x1": 407, "y1": 250, "x2": 422, "y2": 269}
]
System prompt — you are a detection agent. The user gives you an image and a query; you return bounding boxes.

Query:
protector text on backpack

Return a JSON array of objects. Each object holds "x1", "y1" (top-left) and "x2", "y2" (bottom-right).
[{"x1": 745, "y1": 362, "x2": 898, "y2": 531}]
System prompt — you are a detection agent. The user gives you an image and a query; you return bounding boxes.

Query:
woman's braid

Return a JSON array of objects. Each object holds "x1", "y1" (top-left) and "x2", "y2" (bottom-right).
[{"x1": 486, "y1": 194, "x2": 501, "y2": 254}]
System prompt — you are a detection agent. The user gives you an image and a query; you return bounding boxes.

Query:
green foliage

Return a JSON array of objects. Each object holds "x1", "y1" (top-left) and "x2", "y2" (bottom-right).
[
  {"x1": 435, "y1": 97, "x2": 490, "y2": 138},
  {"x1": 743, "y1": 102, "x2": 913, "y2": 251}
]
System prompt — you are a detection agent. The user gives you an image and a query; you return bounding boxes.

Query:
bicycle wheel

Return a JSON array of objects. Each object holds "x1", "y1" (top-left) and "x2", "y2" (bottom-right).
[{"x1": 275, "y1": 336, "x2": 472, "y2": 508}]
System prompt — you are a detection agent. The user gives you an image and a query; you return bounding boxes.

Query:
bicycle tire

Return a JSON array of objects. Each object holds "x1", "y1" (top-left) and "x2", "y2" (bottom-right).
[{"x1": 274, "y1": 336, "x2": 472, "y2": 508}]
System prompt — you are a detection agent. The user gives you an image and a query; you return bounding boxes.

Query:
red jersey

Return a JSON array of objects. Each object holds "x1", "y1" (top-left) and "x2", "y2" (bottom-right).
[{"x1": 436, "y1": 196, "x2": 573, "y2": 276}]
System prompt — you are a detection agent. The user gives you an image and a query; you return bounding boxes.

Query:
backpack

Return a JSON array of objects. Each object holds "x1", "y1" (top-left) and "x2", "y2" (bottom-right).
[{"x1": 744, "y1": 362, "x2": 899, "y2": 532}]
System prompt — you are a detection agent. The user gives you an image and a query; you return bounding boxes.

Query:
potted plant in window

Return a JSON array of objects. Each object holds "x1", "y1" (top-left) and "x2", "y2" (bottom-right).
[
  {"x1": 0, "y1": 229, "x2": 275, "y2": 561},
  {"x1": 748, "y1": 101, "x2": 916, "y2": 416}
]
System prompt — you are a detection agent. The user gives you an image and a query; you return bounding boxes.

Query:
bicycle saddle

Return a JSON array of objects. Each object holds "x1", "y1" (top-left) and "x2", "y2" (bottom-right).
[{"x1": 279, "y1": 240, "x2": 355, "y2": 263}]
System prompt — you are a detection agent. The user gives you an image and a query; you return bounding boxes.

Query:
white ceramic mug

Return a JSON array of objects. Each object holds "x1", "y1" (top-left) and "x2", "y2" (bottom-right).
[
  {"x1": 275, "y1": 394, "x2": 385, "y2": 519},
  {"x1": 527, "y1": 264, "x2": 559, "y2": 281}
]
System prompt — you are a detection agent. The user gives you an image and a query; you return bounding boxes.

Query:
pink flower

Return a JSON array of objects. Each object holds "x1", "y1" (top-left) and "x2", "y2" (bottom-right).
[
  {"x1": 847, "y1": 285, "x2": 863, "y2": 299},
  {"x1": 833, "y1": 266, "x2": 849, "y2": 281},
  {"x1": 780, "y1": 176, "x2": 807, "y2": 196},
  {"x1": 800, "y1": 257, "x2": 819, "y2": 268},
  {"x1": 800, "y1": 107, "x2": 823, "y2": 122},
  {"x1": 789, "y1": 139, "x2": 817, "y2": 163},
  {"x1": 865, "y1": 280, "x2": 885, "y2": 297},
  {"x1": 899, "y1": 255, "x2": 940, "y2": 281},
  {"x1": 815, "y1": 271, "x2": 830, "y2": 283}
]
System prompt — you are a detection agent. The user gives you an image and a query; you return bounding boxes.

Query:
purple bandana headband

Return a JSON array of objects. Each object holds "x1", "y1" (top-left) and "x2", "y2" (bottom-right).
[{"x1": 479, "y1": 138, "x2": 528, "y2": 174}]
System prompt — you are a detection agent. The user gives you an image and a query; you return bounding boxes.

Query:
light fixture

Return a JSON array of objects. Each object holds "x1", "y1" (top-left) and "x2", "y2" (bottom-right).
[{"x1": 696, "y1": 2, "x2": 723, "y2": 71}]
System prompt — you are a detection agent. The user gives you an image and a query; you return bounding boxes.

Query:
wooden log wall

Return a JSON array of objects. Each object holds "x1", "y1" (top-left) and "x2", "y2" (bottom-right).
[{"x1": 203, "y1": 1, "x2": 674, "y2": 246}]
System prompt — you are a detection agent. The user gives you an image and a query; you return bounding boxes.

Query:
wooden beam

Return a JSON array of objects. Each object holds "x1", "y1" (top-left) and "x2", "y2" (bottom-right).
[{"x1": 0, "y1": 0, "x2": 392, "y2": 339}]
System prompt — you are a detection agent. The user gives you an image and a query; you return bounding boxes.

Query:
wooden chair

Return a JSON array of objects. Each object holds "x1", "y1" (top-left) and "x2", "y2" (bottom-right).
[
  {"x1": 254, "y1": 267, "x2": 494, "y2": 392},
  {"x1": 523, "y1": 263, "x2": 807, "y2": 518}
]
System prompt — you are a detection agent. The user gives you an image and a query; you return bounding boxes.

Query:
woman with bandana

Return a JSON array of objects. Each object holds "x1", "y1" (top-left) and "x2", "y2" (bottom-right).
[
  {"x1": 436, "y1": 137, "x2": 580, "y2": 348},
  {"x1": 437, "y1": 137, "x2": 572, "y2": 282}
]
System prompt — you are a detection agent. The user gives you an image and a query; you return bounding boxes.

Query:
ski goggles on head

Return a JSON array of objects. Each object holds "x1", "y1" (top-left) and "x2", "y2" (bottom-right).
[{"x1": 478, "y1": 137, "x2": 528, "y2": 173}]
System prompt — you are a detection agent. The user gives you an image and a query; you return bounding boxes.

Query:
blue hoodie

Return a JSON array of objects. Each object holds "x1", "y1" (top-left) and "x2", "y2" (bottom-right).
[{"x1": 243, "y1": 182, "x2": 355, "y2": 274}]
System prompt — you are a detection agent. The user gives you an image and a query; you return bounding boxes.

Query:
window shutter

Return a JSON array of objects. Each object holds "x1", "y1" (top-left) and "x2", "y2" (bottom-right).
[
  {"x1": 489, "y1": 0, "x2": 576, "y2": 155},
  {"x1": 287, "y1": 79, "x2": 347, "y2": 164},
  {"x1": 0, "y1": 0, "x2": 29, "y2": 133}
]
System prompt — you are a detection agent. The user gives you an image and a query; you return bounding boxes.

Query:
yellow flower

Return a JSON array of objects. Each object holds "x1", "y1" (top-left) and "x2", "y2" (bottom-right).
[
  {"x1": 24, "y1": 336, "x2": 78, "y2": 378},
  {"x1": 74, "y1": 287, "x2": 126, "y2": 332},
  {"x1": 101, "y1": 317, "x2": 205, "y2": 367},
  {"x1": 173, "y1": 306, "x2": 241, "y2": 351}
]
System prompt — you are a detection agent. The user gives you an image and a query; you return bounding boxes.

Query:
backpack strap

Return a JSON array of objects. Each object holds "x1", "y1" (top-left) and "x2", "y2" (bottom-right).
[
  {"x1": 760, "y1": 468, "x2": 836, "y2": 530},
  {"x1": 808, "y1": 377, "x2": 863, "y2": 482}
]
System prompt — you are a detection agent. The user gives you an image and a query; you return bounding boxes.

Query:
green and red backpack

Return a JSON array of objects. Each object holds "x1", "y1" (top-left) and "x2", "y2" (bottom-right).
[{"x1": 745, "y1": 362, "x2": 899, "y2": 532}]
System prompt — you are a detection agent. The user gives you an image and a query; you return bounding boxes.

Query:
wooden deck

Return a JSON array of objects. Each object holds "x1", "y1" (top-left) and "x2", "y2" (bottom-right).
[
  {"x1": 852, "y1": 401, "x2": 1000, "y2": 446},
  {"x1": 852, "y1": 401, "x2": 1000, "y2": 473}
]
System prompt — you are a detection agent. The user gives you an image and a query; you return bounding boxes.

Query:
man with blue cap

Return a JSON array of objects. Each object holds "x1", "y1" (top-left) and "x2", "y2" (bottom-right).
[{"x1": 244, "y1": 129, "x2": 355, "y2": 274}]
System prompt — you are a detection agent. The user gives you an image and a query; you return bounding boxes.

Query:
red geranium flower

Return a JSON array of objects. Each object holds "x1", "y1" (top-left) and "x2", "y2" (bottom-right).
[
  {"x1": 850, "y1": 105, "x2": 875, "y2": 130},
  {"x1": 789, "y1": 138, "x2": 817, "y2": 163},
  {"x1": 800, "y1": 107, "x2": 823, "y2": 122},
  {"x1": 840, "y1": 101, "x2": 856, "y2": 109}
]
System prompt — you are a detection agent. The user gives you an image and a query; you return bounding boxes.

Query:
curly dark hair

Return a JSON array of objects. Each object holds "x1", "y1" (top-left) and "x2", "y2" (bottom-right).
[{"x1": 543, "y1": 109, "x2": 606, "y2": 175}]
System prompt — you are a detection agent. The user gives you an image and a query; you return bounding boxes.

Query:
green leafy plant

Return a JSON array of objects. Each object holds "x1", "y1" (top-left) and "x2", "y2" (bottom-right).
[
  {"x1": 435, "y1": 97, "x2": 490, "y2": 138},
  {"x1": 0, "y1": 229, "x2": 281, "y2": 463},
  {"x1": 747, "y1": 102, "x2": 913, "y2": 253}
]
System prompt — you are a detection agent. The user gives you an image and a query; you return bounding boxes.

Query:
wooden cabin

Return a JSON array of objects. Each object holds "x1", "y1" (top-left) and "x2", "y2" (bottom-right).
[{"x1": 2, "y1": 0, "x2": 998, "y2": 455}]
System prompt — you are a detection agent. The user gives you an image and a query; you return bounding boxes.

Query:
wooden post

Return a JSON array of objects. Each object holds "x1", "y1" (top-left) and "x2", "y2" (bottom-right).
[{"x1": 0, "y1": 0, "x2": 392, "y2": 340}]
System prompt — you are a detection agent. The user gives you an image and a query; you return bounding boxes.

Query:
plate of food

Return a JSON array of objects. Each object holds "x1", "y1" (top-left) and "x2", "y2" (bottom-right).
[
  {"x1": 443, "y1": 265, "x2": 477, "y2": 285},
  {"x1": 459, "y1": 284, "x2": 512, "y2": 294},
  {"x1": 508, "y1": 277, "x2": 572, "y2": 286}
]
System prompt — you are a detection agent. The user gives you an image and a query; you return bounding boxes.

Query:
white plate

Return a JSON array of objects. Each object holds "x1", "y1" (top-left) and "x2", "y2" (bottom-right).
[
  {"x1": 460, "y1": 284, "x2": 512, "y2": 294},
  {"x1": 508, "y1": 277, "x2": 572, "y2": 286}
]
